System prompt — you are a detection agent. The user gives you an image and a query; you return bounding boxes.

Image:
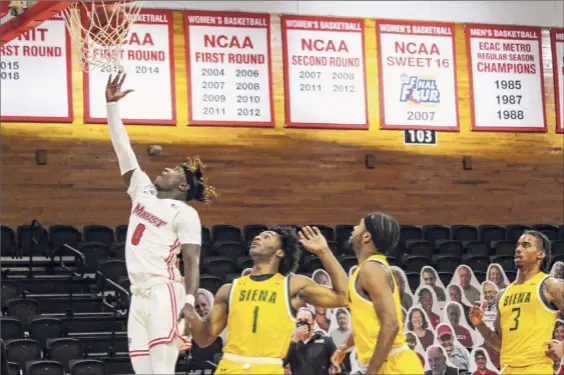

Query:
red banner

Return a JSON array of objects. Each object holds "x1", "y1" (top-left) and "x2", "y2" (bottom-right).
[{"x1": 552, "y1": 28, "x2": 564, "y2": 134}]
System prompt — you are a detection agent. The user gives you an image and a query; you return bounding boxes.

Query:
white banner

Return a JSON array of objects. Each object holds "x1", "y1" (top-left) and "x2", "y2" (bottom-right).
[
  {"x1": 0, "y1": 14, "x2": 72, "y2": 122},
  {"x1": 84, "y1": 9, "x2": 175, "y2": 125},
  {"x1": 282, "y1": 15, "x2": 368, "y2": 129},
  {"x1": 377, "y1": 20, "x2": 458, "y2": 131},
  {"x1": 552, "y1": 29, "x2": 564, "y2": 134},
  {"x1": 185, "y1": 11, "x2": 273, "y2": 127},
  {"x1": 466, "y1": 24, "x2": 546, "y2": 132}
]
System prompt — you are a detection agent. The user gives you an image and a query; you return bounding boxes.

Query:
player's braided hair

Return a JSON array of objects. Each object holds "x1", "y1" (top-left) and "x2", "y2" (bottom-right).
[
  {"x1": 180, "y1": 156, "x2": 217, "y2": 204},
  {"x1": 268, "y1": 226, "x2": 302, "y2": 276},
  {"x1": 363, "y1": 212, "x2": 400, "y2": 255},
  {"x1": 523, "y1": 230, "x2": 552, "y2": 272}
]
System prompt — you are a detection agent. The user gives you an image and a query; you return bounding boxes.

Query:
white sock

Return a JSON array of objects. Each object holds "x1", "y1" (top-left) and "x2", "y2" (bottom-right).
[{"x1": 149, "y1": 339, "x2": 182, "y2": 374}]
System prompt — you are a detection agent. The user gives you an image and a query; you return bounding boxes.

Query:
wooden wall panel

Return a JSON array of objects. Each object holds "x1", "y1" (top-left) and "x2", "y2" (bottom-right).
[{"x1": 1, "y1": 13, "x2": 562, "y2": 229}]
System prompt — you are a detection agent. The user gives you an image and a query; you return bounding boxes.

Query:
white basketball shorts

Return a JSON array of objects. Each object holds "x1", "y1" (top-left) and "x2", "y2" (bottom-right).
[{"x1": 127, "y1": 282, "x2": 189, "y2": 357}]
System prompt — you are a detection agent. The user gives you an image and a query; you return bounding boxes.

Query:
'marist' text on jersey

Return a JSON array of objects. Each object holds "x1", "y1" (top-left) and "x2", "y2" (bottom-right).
[
  {"x1": 132, "y1": 203, "x2": 168, "y2": 228},
  {"x1": 238, "y1": 289, "x2": 277, "y2": 304},
  {"x1": 503, "y1": 292, "x2": 531, "y2": 307}
]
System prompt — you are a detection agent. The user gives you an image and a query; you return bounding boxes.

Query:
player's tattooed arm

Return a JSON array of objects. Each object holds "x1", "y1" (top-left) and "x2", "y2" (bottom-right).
[
  {"x1": 190, "y1": 283, "x2": 230, "y2": 347},
  {"x1": 295, "y1": 226, "x2": 348, "y2": 307},
  {"x1": 543, "y1": 277, "x2": 564, "y2": 313},
  {"x1": 470, "y1": 289, "x2": 503, "y2": 351}
]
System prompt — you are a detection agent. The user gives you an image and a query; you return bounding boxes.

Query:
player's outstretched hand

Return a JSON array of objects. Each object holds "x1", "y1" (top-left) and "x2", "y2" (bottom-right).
[
  {"x1": 544, "y1": 340, "x2": 563, "y2": 362},
  {"x1": 298, "y1": 226, "x2": 329, "y2": 255},
  {"x1": 331, "y1": 344, "x2": 347, "y2": 370},
  {"x1": 106, "y1": 72, "x2": 134, "y2": 102},
  {"x1": 469, "y1": 300, "x2": 487, "y2": 326},
  {"x1": 177, "y1": 303, "x2": 197, "y2": 337}
]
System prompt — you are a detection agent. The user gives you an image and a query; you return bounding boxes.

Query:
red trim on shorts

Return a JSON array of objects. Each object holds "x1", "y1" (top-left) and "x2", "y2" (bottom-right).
[
  {"x1": 147, "y1": 283, "x2": 190, "y2": 349},
  {"x1": 129, "y1": 350, "x2": 149, "y2": 357},
  {"x1": 165, "y1": 238, "x2": 180, "y2": 280}
]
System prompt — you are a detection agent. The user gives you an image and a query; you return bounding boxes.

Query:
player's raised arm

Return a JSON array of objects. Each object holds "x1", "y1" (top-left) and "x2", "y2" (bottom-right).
[
  {"x1": 542, "y1": 276, "x2": 564, "y2": 313},
  {"x1": 293, "y1": 226, "x2": 348, "y2": 307},
  {"x1": 188, "y1": 283, "x2": 230, "y2": 347},
  {"x1": 470, "y1": 291, "x2": 503, "y2": 351},
  {"x1": 105, "y1": 72, "x2": 136, "y2": 187}
]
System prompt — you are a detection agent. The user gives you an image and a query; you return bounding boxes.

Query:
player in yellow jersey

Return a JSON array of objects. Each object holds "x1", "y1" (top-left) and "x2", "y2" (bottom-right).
[
  {"x1": 470, "y1": 230, "x2": 564, "y2": 374},
  {"x1": 182, "y1": 225, "x2": 349, "y2": 375},
  {"x1": 332, "y1": 212, "x2": 424, "y2": 375}
]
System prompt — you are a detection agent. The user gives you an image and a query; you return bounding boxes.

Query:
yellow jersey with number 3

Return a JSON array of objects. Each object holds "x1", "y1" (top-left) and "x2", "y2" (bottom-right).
[
  {"x1": 348, "y1": 254, "x2": 407, "y2": 365},
  {"x1": 498, "y1": 272, "x2": 558, "y2": 367},
  {"x1": 222, "y1": 273, "x2": 296, "y2": 358}
]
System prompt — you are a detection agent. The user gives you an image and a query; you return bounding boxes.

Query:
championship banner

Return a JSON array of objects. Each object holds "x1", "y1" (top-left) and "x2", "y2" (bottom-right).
[
  {"x1": 377, "y1": 20, "x2": 459, "y2": 131},
  {"x1": 282, "y1": 15, "x2": 368, "y2": 129},
  {"x1": 84, "y1": 9, "x2": 176, "y2": 125},
  {"x1": 466, "y1": 24, "x2": 546, "y2": 132},
  {"x1": 552, "y1": 28, "x2": 564, "y2": 134},
  {"x1": 0, "y1": 13, "x2": 73, "y2": 122},
  {"x1": 185, "y1": 11, "x2": 274, "y2": 127}
]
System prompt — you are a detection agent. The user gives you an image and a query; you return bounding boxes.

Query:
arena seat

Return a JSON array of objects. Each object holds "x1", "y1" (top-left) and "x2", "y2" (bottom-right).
[
  {"x1": 438, "y1": 271, "x2": 454, "y2": 286},
  {"x1": 111, "y1": 242, "x2": 125, "y2": 259},
  {"x1": 97, "y1": 260, "x2": 127, "y2": 284},
  {"x1": 17, "y1": 225, "x2": 49, "y2": 257},
  {"x1": 114, "y1": 225, "x2": 128, "y2": 243},
  {"x1": 404, "y1": 272, "x2": 420, "y2": 291},
  {"x1": 463, "y1": 241, "x2": 491, "y2": 258},
  {"x1": 203, "y1": 257, "x2": 236, "y2": 280},
  {"x1": 310, "y1": 225, "x2": 335, "y2": 241},
  {"x1": 478, "y1": 225, "x2": 506, "y2": 246},
  {"x1": 199, "y1": 275, "x2": 222, "y2": 294},
  {"x1": 465, "y1": 256, "x2": 490, "y2": 273},
  {"x1": 78, "y1": 242, "x2": 111, "y2": 271},
  {"x1": 402, "y1": 255, "x2": 429, "y2": 273},
  {"x1": 386, "y1": 256, "x2": 398, "y2": 266},
  {"x1": 505, "y1": 224, "x2": 531, "y2": 242},
  {"x1": 335, "y1": 225, "x2": 354, "y2": 250},
  {"x1": 83, "y1": 226, "x2": 115, "y2": 249},
  {"x1": 211, "y1": 225, "x2": 242, "y2": 247},
  {"x1": 433, "y1": 255, "x2": 461, "y2": 273},
  {"x1": 400, "y1": 225, "x2": 423, "y2": 244},
  {"x1": 236, "y1": 256, "x2": 253, "y2": 271},
  {"x1": 492, "y1": 240, "x2": 516, "y2": 256},
  {"x1": 7, "y1": 361, "x2": 20, "y2": 375},
  {"x1": 49, "y1": 225, "x2": 82, "y2": 254},
  {"x1": 69, "y1": 359, "x2": 107, "y2": 375},
  {"x1": 6, "y1": 299, "x2": 40, "y2": 327},
  {"x1": 436, "y1": 240, "x2": 464, "y2": 259},
  {"x1": 1, "y1": 281, "x2": 19, "y2": 310},
  {"x1": 29, "y1": 317, "x2": 63, "y2": 349},
  {"x1": 551, "y1": 240, "x2": 564, "y2": 255},
  {"x1": 304, "y1": 255, "x2": 323, "y2": 273},
  {"x1": 405, "y1": 240, "x2": 434, "y2": 259},
  {"x1": 26, "y1": 360, "x2": 65, "y2": 375},
  {"x1": 474, "y1": 271, "x2": 487, "y2": 283},
  {"x1": 215, "y1": 242, "x2": 246, "y2": 262},
  {"x1": 422, "y1": 225, "x2": 450, "y2": 243},
  {"x1": 491, "y1": 255, "x2": 516, "y2": 272},
  {"x1": 5, "y1": 339, "x2": 42, "y2": 371},
  {"x1": 451, "y1": 225, "x2": 479, "y2": 242},
  {"x1": 47, "y1": 338, "x2": 84, "y2": 373},
  {"x1": 1, "y1": 225, "x2": 17, "y2": 257},
  {"x1": 559, "y1": 225, "x2": 564, "y2": 239},
  {"x1": 0, "y1": 317, "x2": 24, "y2": 340},
  {"x1": 340, "y1": 256, "x2": 358, "y2": 273}
]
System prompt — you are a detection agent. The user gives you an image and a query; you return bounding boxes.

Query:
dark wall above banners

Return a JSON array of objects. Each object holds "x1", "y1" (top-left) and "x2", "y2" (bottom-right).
[
  {"x1": 552, "y1": 28, "x2": 564, "y2": 134},
  {"x1": 282, "y1": 15, "x2": 368, "y2": 129},
  {"x1": 377, "y1": 20, "x2": 459, "y2": 131},
  {"x1": 0, "y1": 12, "x2": 73, "y2": 123},
  {"x1": 184, "y1": 11, "x2": 274, "y2": 127},
  {"x1": 84, "y1": 9, "x2": 176, "y2": 125},
  {"x1": 465, "y1": 24, "x2": 546, "y2": 132}
]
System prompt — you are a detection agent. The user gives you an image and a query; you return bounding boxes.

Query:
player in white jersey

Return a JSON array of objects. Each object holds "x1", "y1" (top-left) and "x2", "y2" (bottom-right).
[{"x1": 105, "y1": 72, "x2": 217, "y2": 374}]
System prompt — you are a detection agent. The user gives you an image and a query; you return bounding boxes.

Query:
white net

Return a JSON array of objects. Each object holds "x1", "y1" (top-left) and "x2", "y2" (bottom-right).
[{"x1": 61, "y1": 0, "x2": 143, "y2": 71}]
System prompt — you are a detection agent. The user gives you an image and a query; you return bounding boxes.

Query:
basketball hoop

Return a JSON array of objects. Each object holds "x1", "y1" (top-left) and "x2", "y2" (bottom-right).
[{"x1": 61, "y1": 0, "x2": 144, "y2": 71}]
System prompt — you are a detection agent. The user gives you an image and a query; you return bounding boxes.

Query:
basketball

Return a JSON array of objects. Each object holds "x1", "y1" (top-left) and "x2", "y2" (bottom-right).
[{"x1": 88, "y1": 4, "x2": 129, "y2": 46}]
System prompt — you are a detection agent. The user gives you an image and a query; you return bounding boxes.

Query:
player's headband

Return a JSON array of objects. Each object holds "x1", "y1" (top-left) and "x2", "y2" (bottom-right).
[{"x1": 180, "y1": 156, "x2": 217, "y2": 204}]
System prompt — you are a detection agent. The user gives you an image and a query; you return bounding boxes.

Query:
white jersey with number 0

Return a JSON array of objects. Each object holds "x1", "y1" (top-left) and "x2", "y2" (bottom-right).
[{"x1": 125, "y1": 169, "x2": 201, "y2": 287}]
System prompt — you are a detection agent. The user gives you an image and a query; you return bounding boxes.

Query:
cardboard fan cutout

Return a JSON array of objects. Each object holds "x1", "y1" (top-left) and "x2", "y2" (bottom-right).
[
  {"x1": 405, "y1": 306, "x2": 436, "y2": 350},
  {"x1": 406, "y1": 330, "x2": 426, "y2": 365},
  {"x1": 448, "y1": 265, "x2": 482, "y2": 304},
  {"x1": 392, "y1": 265, "x2": 415, "y2": 311},
  {"x1": 469, "y1": 347, "x2": 499, "y2": 375},
  {"x1": 417, "y1": 266, "x2": 447, "y2": 304},
  {"x1": 479, "y1": 281, "x2": 500, "y2": 334},
  {"x1": 434, "y1": 322, "x2": 471, "y2": 373},
  {"x1": 550, "y1": 261, "x2": 564, "y2": 280},
  {"x1": 329, "y1": 308, "x2": 353, "y2": 351},
  {"x1": 425, "y1": 345, "x2": 460, "y2": 375},
  {"x1": 486, "y1": 263, "x2": 509, "y2": 290},
  {"x1": 415, "y1": 285, "x2": 443, "y2": 329},
  {"x1": 443, "y1": 301, "x2": 476, "y2": 348}
]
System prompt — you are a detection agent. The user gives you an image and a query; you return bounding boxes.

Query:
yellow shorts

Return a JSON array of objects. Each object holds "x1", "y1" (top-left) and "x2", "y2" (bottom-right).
[
  {"x1": 215, "y1": 358, "x2": 284, "y2": 375},
  {"x1": 501, "y1": 363, "x2": 554, "y2": 375},
  {"x1": 379, "y1": 348, "x2": 424, "y2": 375}
]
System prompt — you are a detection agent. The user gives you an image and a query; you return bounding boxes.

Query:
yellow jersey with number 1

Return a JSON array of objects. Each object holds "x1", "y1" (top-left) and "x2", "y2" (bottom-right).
[
  {"x1": 222, "y1": 273, "x2": 296, "y2": 359},
  {"x1": 348, "y1": 254, "x2": 407, "y2": 365},
  {"x1": 498, "y1": 272, "x2": 558, "y2": 367}
]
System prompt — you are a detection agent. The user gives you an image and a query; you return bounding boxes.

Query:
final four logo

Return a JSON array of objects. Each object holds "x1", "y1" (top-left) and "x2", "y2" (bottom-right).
[{"x1": 399, "y1": 74, "x2": 441, "y2": 105}]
